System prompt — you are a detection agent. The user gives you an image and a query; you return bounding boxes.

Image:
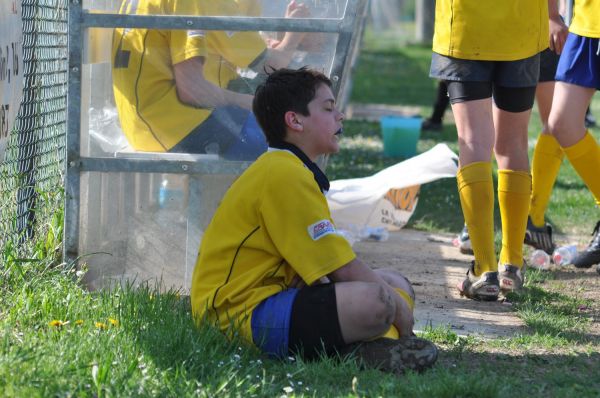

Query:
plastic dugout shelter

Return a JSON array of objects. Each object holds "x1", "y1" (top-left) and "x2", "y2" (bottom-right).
[{"x1": 65, "y1": 0, "x2": 369, "y2": 291}]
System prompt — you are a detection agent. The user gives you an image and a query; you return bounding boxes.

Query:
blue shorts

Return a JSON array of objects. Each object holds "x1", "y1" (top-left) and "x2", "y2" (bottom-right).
[
  {"x1": 169, "y1": 106, "x2": 267, "y2": 160},
  {"x1": 555, "y1": 33, "x2": 600, "y2": 90},
  {"x1": 251, "y1": 283, "x2": 346, "y2": 359},
  {"x1": 251, "y1": 288, "x2": 300, "y2": 358}
]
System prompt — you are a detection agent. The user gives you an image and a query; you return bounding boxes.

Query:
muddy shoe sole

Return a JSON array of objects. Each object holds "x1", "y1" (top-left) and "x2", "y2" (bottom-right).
[{"x1": 342, "y1": 337, "x2": 438, "y2": 374}]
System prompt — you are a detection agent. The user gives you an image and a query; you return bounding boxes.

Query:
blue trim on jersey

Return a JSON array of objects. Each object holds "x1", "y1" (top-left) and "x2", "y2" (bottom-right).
[
  {"x1": 555, "y1": 33, "x2": 600, "y2": 90},
  {"x1": 251, "y1": 288, "x2": 300, "y2": 358}
]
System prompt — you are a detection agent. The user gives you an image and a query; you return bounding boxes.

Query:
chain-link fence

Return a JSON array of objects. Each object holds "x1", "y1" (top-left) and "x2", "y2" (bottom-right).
[{"x1": 0, "y1": 0, "x2": 68, "y2": 254}]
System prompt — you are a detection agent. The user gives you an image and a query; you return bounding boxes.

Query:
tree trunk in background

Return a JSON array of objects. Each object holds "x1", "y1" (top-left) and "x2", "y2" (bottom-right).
[{"x1": 415, "y1": 0, "x2": 435, "y2": 45}]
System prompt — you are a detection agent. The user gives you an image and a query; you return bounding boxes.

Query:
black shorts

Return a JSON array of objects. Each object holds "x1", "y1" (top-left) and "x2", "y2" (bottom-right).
[
  {"x1": 539, "y1": 48, "x2": 559, "y2": 82},
  {"x1": 289, "y1": 283, "x2": 346, "y2": 360},
  {"x1": 430, "y1": 52, "x2": 539, "y2": 112}
]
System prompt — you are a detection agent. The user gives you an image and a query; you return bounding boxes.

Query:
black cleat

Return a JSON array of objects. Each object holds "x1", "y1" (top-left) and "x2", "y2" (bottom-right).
[{"x1": 573, "y1": 221, "x2": 600, "y2": 268}]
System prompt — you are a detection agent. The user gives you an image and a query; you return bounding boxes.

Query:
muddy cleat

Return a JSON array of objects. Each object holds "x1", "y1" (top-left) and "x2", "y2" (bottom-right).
[
  {"x1": 457, "y1": 262, "x2": 499, "y2": 301},
  {"x1": 455, "y1": 225, "x2": 473, "y2": 255},
  {"x1": 524, "y1": 217, "x2": 556, "y2": 255},
  {"x1": 572, "y1": 221, "x2": 600, "y2": 268},
  {"x1": 343, "y1": 337, "x2": 438, "y2": 374},
  {"x1": 498, "y1": 264, "x2": 525, "y2": 293}
]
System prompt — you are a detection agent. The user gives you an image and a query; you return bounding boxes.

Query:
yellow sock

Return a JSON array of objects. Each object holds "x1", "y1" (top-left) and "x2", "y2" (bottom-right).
[
  {"x1": 380, "y1": 288, "x2": 414, "y2": 339},
  {"x1": 563, "y1": 132, "x2": 600, "y2": 206},
  {"x1": 498, "y1": 170, "x2": 531, "y2": 267},
  {"x1": 530, "y1": 134, "x2": 563, "y2": 226},
  {"x1": 457, "y1": 162, "x2": 496, "y2": 274}
]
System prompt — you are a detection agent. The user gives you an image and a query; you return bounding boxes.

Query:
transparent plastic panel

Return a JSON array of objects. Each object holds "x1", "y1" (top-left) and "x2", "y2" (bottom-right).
[
  {"x1": 79, "y1": 171, "x2": 239, "y2": 291},
  {"x1": 83, "y1": 0, "x2": 349, "y2": 18},
  {"x1": 81, "y1": 27, "x2": 339, "y2": 158}
]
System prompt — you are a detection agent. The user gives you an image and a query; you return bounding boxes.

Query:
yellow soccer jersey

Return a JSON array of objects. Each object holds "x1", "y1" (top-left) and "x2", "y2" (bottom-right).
[
  {"x1": 112, "y1": 0, "x2": 266, "y2": 151},
  {"x1": 570, "y1": 0, "x2": 600, "y2": 38},
  {"x1": 432, "y1": 0, "x2": 549, "y2": 61},
  {"x1": 191, "y1": 150, "x2": 356, "y2": 343}
]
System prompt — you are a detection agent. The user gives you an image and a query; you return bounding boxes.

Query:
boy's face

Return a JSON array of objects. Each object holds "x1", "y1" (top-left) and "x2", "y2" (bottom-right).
[{"x1": 298, "y1": 83, "x2": 344, "y2": 159}]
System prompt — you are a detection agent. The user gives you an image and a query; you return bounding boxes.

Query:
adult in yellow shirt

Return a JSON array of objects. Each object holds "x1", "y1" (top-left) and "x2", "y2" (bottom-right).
[
  {"x1": 112, "y1": 0, "x2": 308, "y2": 160},
  {"x1": 430, "y1": 0, "x2": 565, "y2": 300},
  {"x1": 545, "y1": 0, "x2": 600, "y2": 270},
  {"x1": 191, "y1": 68, "x2": 438, "y2": 373}
]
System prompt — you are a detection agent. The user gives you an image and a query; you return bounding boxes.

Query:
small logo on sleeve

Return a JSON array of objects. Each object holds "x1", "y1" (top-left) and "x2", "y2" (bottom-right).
[{"x1": 308, "y1": 220, "x2": 336, "y2": 241}]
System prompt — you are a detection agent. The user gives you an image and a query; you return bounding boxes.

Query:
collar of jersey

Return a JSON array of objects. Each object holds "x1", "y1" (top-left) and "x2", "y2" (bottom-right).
[{"x1": 268, "y1": 142, "x2": 330, "y2": 195}]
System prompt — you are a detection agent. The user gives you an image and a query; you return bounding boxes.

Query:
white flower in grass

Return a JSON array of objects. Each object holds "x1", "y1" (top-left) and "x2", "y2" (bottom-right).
[{"x1": 282, "y1": 386, "x2": 294, "y2": 394}]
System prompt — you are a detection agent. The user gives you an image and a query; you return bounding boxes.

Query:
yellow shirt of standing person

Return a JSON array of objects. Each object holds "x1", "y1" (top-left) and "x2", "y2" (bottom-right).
[
  {"x1": 432, "y1": 0, "x2": 549, "y2": 61},
  {"x1": 112, "y1": 0, "x2": 266, "y2": 151},
  {"x1": 570, "y1": 0, "x2": 600, "y2": 38}
]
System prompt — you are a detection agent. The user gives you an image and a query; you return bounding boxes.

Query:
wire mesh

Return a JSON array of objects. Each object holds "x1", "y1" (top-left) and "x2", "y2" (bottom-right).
[{"x1": 0, "y1": 0, "x2": 68, "y2": 253}]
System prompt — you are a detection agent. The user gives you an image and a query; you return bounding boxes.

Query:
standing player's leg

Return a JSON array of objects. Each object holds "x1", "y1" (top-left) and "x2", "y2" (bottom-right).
[
  {"x1": 451, "y1": 94, "x2": 500, "y2": 300},
  {"x1": 493, "y1": 86, "x2": 535, "y2": 293}
]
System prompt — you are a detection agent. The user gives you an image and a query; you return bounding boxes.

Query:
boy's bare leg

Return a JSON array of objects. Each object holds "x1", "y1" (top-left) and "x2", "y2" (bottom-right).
[
  {"x1": 549, "y1": 82, "x2": 595, "y2": 147},
  {"x1": 333, "y1": 281, "x2": 396, "y2": 343},
  {"x1": 493, "y1": 106, "x2": 531, "y2": 276},
  {"x1": 493, "y1": 105, "x2": 531, "y2": 171},
  {"x1": 452, "y1": 98, "x2": 495, "y2": 166},
  {"x1": 452, "y1": 99, "x2": 498, "y2": 281},
  {"x1": 375, "y1": 268, "x2": 415, "y2": 302}
]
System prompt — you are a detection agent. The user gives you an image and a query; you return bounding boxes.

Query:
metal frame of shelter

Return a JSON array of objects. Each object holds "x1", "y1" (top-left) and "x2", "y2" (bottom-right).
[{"x1": 64, "y1": 0, "x2": 369, "y2": 278}]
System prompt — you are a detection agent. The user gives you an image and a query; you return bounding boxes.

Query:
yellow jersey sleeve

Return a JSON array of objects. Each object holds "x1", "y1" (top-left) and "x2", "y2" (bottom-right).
[
  {"x1": 259, "y1": 153, "x2": 356, "y2": 285},
  {"x1": 433, "y1": 0, "x2": 549, "y2": 61},
  {"x1": 570, "y1": 0, "x2": 600, "y2": 38}
]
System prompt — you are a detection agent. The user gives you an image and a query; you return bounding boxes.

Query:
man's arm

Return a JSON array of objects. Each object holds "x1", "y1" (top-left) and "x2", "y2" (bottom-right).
[
  {"x1": 173, "y1": 56, "x2": 254, "y2": 110},
  {"x1": 548, "y1": 0, "x2": 568, "y2": 54},
  {"x1": 261, "y1": 1, "x2": 310, "y2": 69},
  {"x1": 328, "y1": 258, "x2": 415, "y2": 337}
]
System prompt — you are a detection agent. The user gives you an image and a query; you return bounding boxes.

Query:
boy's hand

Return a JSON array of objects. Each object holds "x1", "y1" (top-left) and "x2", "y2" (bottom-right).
[{"x1": 549, "y1": 15, "x2": 568, "y2": 54}]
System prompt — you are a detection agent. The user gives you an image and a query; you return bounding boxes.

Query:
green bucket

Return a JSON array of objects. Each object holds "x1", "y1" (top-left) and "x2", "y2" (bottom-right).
[{"x1": 380, "y1": 116, "x2": 422, "y2": 158}]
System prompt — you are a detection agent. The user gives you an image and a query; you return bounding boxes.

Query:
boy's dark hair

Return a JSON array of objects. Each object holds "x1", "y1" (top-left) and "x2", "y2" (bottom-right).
[{"x1": 253, "y1": 67, "x2": 332, "y2": 145}]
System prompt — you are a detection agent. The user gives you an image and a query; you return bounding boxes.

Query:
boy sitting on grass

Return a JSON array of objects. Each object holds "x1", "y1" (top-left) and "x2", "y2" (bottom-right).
[{"x1": 190, "y1": 67, "x2": 438, "y2": 374}]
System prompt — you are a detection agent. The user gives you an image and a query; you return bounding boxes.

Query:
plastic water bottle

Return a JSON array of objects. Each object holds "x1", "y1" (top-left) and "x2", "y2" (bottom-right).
[
  {"x1": 359, "y1": 226, "x2": 389, "y2": 242},
  {"x1": 552, "y1": 245, "x2": 578, "y2": 266},
  {"x1": 158, "y1": 178, "x2": 184, "y2": 211},
  {"x1": 529, "y1": 249, "x2": 551, "y2": 270}
]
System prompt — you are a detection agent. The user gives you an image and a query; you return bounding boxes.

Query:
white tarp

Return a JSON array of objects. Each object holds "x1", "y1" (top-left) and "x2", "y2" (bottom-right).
[
  {"x1": 327, "y1": 143, "x2": 458, "y2": 230},
  {"x1": 0, "y1": 0, "x2": 23, "y2": 161}
]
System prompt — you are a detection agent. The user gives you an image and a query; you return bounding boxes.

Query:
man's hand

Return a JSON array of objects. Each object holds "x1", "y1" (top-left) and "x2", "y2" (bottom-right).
[{"x1": 285, "y1": 0, "x2": 310, "y2": 18}]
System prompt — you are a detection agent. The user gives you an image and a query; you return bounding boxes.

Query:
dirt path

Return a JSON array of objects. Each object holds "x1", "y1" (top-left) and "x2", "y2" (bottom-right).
[{"x1": 353, "y1": 228, "x2": 600, "y2": 338}]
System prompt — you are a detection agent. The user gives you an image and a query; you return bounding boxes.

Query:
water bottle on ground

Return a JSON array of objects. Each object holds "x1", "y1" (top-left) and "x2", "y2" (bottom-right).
[
  {"x1": 359, "y1": 226, "x2": 390, "y2": 242},
  {"x1": 529, "y1": 249, "x2": 551, "y2": 270},
  {"x1": 552, "y1": 245, "x2": 578, "y2": 266}
]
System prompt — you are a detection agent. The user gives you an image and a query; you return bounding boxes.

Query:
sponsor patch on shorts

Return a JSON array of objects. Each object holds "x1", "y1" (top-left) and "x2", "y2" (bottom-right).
[{"x1": 308, "y1": 219, "x2": 336, "y2": 241}]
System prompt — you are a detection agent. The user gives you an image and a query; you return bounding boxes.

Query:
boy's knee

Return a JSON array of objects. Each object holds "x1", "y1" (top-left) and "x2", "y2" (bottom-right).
[{"x1": 363, "y1": 283, "x2": 396, "y2": 331}]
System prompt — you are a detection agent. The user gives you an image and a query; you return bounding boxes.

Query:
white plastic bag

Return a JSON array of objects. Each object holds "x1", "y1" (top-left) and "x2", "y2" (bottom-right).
[{"x1": 327, "y1": 143, "x2": 458, "y2": 231}]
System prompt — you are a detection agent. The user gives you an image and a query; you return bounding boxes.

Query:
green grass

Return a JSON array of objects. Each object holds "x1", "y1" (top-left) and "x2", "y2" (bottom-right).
[
  {"x1": 2, "y1": 255, "x2": 599, "y2": 397},
  {"x1": 3, "y1": 25, "x2": 600, "y2": 397}
]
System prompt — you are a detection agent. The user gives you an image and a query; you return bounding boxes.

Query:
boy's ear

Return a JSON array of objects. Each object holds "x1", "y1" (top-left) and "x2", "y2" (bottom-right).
[{"x1": 284, "y1": 111, "x2": 303, "y2": 132}]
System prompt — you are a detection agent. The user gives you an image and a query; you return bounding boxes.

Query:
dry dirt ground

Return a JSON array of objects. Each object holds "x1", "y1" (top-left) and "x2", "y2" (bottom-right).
[{"x1": 353, "y1": 228, "x2": 600, "y2": 339}]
